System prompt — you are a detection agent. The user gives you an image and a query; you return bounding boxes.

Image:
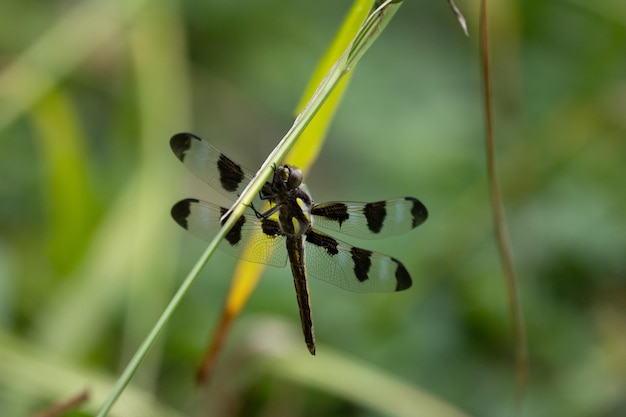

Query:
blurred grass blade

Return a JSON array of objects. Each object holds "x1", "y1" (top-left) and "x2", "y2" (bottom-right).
[
  {"x1": 196, "y1": 0, "x2": 375, "y2": 383},
  {"x1": 30, "y1": 89, "x2": 98, "y2": 274},
  {"x1": 0, "y1": 0, "x2": 152, "y2": 132},
  {"x1": 448, "y1": 0, "x2": 469, "y2": 36},
  {"x1": 28, "y1": 0, "x2": 190, "y2": 372},
  {"x1": 289, "y1": 0, "x2": 376, "y2": 170},
  {"x1": 272, "y1": 351, "x2": 473, "y2": 417},
  {"x1": 244, "y1": 320, "x2": 474, "y2": 417},
  {"x1": 346, "y1": 0, "x2": 401, "y2": 66},
  {"x1": 196, "y1": 261, "x2": 264, "y2": 382},
  {"x1": 0, "y1": 332, "x2": 185, "y2": 417},
  {"x1": 29, "y1": 389, "x2": 89, "y2": 417},
  {"x1": 479, "y1": 0, "x2": 529, "y2": 406},
  {"x1": 118, "y1": 0, "x2": 193, "y2": 389}
]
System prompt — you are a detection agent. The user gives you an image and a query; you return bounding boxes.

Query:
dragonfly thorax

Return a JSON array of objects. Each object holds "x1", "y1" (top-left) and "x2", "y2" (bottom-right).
[
  {"x1": 259, "y1": 164, "x2": 312, "y2": 237},
  {"x1": 277, "y1": 187, "x2": 313, "y2": 237}
]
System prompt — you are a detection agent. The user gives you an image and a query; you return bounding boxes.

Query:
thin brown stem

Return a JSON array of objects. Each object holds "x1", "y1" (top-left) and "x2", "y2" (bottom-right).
[
  {"x1": 30, "y1": 390, "x2": 89, "y2": 417},
  {"x1": 479, "y1": 0, "x2": 529, "y2": 410}
]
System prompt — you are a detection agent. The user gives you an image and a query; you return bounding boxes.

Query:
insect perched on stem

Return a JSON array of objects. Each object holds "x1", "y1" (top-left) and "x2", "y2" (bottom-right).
[{"x1": 170, "y1": 133, "x2": 428, "y2": 354}]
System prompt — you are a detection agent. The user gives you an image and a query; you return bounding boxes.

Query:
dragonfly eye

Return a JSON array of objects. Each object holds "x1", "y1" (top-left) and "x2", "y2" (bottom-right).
[{"x1": 284, "y1": 165, "x2": 303, "y2": 190}]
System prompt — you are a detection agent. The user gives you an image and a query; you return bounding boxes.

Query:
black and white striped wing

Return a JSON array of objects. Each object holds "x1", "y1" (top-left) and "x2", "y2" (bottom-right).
[
  {"x1": 171, "y1": 199, "x2": 412, "y2": 292},
  {"x1": 311, "y1": 197, "x2": 428, "y2": 240},
  {"x1": 171, "y1": 198, "x2": 288, "y2": 267},
  {"x1": 303, "y1": 229, "x2": 412, "y2": 292},
  {"x1": 170, "y1": 133, "x2": 253, "y2": 199}
]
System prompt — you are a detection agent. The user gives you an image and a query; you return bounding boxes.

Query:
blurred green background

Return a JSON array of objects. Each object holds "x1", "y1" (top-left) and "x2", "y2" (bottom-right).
[{"x1": 1, "y1": 1, "x2": 625, "y2": 416}]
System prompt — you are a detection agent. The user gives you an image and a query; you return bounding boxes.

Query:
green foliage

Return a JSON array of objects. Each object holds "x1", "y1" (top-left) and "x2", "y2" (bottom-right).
[{"x1": 1, "y1": 1, "x2": 625, "y2": 417}]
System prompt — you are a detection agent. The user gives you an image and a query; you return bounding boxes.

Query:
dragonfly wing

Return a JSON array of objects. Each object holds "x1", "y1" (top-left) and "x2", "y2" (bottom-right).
[
  {"x1": 170, "y1": 133, "x2": 254, "y2": 199},
  {"x1": 303, "y1": 229, "x2": 412, "y2": 293},
  {"x1": 311, "y1": 197, "x2": 427, "y2": 239},
  {"x1": 171, "y1": 199, "x2": 288, "y2": 267}
]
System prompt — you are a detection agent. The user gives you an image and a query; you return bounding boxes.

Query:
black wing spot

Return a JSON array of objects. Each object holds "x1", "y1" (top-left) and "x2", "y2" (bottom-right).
[
  {"x1": 364, "y1": 201, "x2": 387, "y2": 234},
  {"x1": 350, "y1": 247, "x2": 373, "y2": 283},
  {"x1": 217, "y1": 154, "x2": 246, "y2": 192},
  {"x1": 306, "y1": 231, "x2": 339, "y2": 256},
  {"x1": 219, "y1": 207, "x2": 246, "y2": 246},
  {"x1": 406, "y1": 197, "x2": 428, "y2": 229},
  {"x1": 392, "y1": 258, "x2": 412, "y2": 291},
  {"x1": 170, "y1": 133, "x2": 196, "y2": 161},
  {"x1": 261, "y1": 218, "x2": 282, "y2": 237},
  {"x1": 311, "y1": 203, "x2": 349, "y2": 227},
  {"x1": 171, "y1": 198, "x2": 197, "y2": 229}
]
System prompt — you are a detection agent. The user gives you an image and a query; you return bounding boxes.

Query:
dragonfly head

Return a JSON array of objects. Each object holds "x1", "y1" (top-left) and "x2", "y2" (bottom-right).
[{"x1": 276, "y1": 164, "x2": 303, "y2": 191}]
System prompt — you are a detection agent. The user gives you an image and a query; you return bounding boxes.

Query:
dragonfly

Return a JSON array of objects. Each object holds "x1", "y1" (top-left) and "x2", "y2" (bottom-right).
[{"x1": 170, "y1": 132, "x2": 428, "y2": 355}]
